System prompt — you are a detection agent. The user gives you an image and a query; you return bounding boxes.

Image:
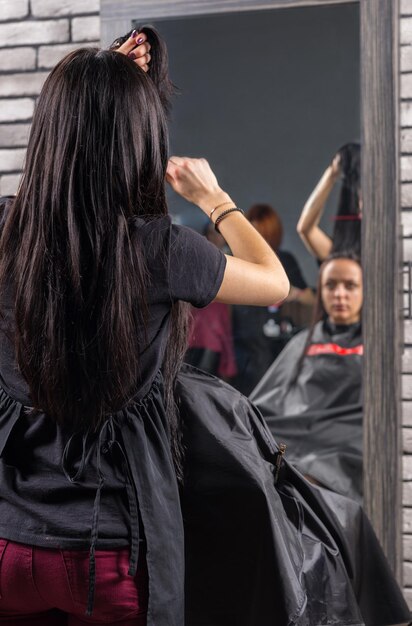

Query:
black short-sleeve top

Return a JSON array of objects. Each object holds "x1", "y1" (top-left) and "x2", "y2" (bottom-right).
[{"x1": 0, "y1": 210, "x2": 227, "y2": 404}]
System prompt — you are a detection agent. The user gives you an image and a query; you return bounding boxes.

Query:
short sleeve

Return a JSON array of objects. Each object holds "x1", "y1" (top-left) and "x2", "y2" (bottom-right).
[{"x1": 169, "y1": 224, "x2": 226, "y2": 308}]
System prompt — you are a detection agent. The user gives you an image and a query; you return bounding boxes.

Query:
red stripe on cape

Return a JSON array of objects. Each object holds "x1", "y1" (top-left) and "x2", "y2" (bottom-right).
[{"x1": 306, "y1": 343, "x2": 363, "y2": 357}]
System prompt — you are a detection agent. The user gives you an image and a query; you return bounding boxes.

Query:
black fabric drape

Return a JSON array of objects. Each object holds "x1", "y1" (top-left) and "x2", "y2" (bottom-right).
[
  {"x1": 251, "y1": 320, "x2": 363, "y2": 501},
  {"x1": 178, "y1": 365, "x2": 409, "y2": 626}
]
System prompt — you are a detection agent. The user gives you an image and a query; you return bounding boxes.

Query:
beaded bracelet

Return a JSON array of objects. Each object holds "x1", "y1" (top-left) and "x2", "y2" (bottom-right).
[
  {"x1": 209, "y1": 201, "x2": 234, "y2": 220},
  {"x1": 214, "y1": 207, "x2": 244, "y2": 232}
]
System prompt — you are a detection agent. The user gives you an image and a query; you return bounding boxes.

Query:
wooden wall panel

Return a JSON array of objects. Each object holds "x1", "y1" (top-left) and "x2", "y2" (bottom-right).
[{"x1": 361, "y1": 0, "x2": 402, "y2": 580}]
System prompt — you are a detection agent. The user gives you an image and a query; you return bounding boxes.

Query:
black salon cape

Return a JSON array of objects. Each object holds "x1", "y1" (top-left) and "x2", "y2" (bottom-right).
[
  {"x1": 178, "y1": 365, "x2": 409, "y2": 626},
  {"x1": 250, "y1": 320, "x2": 363, "y2": 501}
]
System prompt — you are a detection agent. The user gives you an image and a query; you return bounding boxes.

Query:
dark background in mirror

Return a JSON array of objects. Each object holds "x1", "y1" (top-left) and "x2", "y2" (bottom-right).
[{"x1": 148, "y1": 3, "x2": 360, "y2": 284}]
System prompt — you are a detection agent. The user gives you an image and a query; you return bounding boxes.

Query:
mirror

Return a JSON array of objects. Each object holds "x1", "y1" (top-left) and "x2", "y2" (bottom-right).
[
  {"x1": 102, "y1": 0, "x2": 401, "y2": 579},
  {"x1": 152, "y1": 4, "x2": 363, "y2": 500}
]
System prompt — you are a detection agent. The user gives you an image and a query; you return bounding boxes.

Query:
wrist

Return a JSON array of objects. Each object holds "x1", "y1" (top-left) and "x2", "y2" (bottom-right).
[
  {"x1": 326, "y1": 165, "x2": 339, "y2": 184},
  {"x1": 197, "y1": 190, "x2": 233, "y2": 216}
]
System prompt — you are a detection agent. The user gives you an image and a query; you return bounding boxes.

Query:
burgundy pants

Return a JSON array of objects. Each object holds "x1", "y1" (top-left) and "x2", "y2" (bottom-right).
[{"x1": 0, "y1": 539, "x2": 148, "y2": 625}]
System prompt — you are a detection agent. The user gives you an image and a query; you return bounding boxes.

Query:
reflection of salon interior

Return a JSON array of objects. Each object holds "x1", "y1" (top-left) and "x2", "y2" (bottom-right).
[
  {"x1": 162, "y1": 4, "x2": 360, "y2": 390},
  {"x1": 167, "y1": 3, "x2": 364, "y2": 517}
]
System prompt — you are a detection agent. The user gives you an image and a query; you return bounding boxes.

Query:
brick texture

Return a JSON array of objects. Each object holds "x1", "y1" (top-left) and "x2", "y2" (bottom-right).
[
  {"x1": 402, "y1": 128, "x2": 412, "y2": 152},
  {"x1": 0, "y1": 19, "x2": 69, "y2": 47},
  {"x1": 403, "y1": 73, "x2": 412, "y2": 100},
  {"x1": 0, "y1": 148, "x2": 26, "y2": 172},
  {"x1": 402, "y1": 45, "x2": 412, "y2": 72},
  {"x1": 402, "y1": 210, "x2": 412, "y2": 236},
  {"x1": 403, "y1": 0, "x2": 412, "y2": 16},
  {"x1": 404, "y1": 481, "x2": 412, "y2": 505},
  {"x1": 0, "y1": 47, "x2": 36, "y2": 71},
  {"x1": 32, "y1": 0, "x2": 99, "y2": 18},
  {"x1": 0, "y1": 0, "x2": 101, "y2": 183},
  {"x1": 0, "y1": 123, "x2": 30, "y2": 147},
  {"x1": 402, "y1": 17, "x2": 412, "y2": 44},
  {"x1": 0, "y1": 98, "x2": 34, "y2": 122},
  {"x1": 402, "y1": 101, "x2": 412, "y2": 127},
  {"x1": 0, "y1": 72, "x2": 49, "y2": 97},
  {"x1": 0, "y1": 173, "x2": 20, "y2": 195},
  {"x1": 72, "y1": 16, "x2": 100, "y2": 42},
  {"x1": 0, "y1": 0, "x2": 28, "y2": 22},
  {"x1": 38, "y1": 42, "x2": 99, "y2": 69}
]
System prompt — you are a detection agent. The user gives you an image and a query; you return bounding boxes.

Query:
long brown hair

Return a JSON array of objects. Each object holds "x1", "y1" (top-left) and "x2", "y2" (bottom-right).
[
  {"x1": 332, "y1": 142, "x2": 361, "y2": 257},
  {"x1": 0, "y1": 47, "x2": 189, "y2": 467}
]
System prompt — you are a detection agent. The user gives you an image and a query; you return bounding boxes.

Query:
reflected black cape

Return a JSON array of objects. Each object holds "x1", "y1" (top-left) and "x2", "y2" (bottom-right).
[
  {"x1": 250, "y1": 320, "x2": 363, "y2": 501},
  {"x1": 177, "y1": 365, "x2": 409, "y2": 626}
]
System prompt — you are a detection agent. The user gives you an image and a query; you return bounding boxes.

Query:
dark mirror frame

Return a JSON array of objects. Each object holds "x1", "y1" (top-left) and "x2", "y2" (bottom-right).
[{"x1": 101, "y1": 0, "x2": 402, "y2": 579}]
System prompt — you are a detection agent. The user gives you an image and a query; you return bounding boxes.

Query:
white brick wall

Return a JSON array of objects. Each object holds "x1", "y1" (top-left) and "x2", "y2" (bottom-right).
[
  {"x1": 38, "y1": 42, "x2": 99, "y2": 69},
  {"x1": 0, "y1": 0, "x2": 101, "y2": 195},
  {"x1": 0, "y1": 148, "x2": 25, "y2": 172},
  {"x1": 0, "y1": 48, "x2": 36, "y2": 71},
  {"x1": 402, "y1": 101, "x2": 412, "y2": 127},
  {"x1": 402, "y1": 128, "x2": 412, "y2": 152},
  {"x1": 0, "y1": 98, "x2": 34, "y2": 122},
  {"x1": 402, "y1": 17, "x2": 412, "y2": 44},
  {"x1": 72, "y1": 16, "x2": 100, "y2": 42},
  {"x1": 404, "y1": 401, "x2": 412, "y2": 426},
  {"x1": 402, "y1": 0, "x2": 412, "y2": 15},
  {"x1": 31, "y1": 0, "x2": 99, "y2": 18},
  {"x1": 0, "y1": 0, "x2": 29, "y2": 21},
  {"x1": 0, "y1": 174, "x2": 20, "y2": 196},
  {"x1": 0, "y1": 20, "x2": 69, "y2": 47},
  {"x1": 0, "y1": 72, "x2": 49, "y2": 97},
  {"x1": 0, "y1": 123, "x2": 30, "y2": 147}
]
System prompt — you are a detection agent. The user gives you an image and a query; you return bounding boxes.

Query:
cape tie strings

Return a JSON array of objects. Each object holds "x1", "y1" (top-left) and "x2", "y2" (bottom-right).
[{"x1": 61, "y1": 418, "x2": 141, "y2": 616}]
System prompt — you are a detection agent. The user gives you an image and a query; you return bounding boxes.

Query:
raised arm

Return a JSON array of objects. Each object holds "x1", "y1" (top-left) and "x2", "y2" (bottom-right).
[
  {"x1": 166, "y1": 157, "x2": 290, "y2": 306},
  {"x1": 296, "y1": 156, "x2": 341, "y2": 261}
]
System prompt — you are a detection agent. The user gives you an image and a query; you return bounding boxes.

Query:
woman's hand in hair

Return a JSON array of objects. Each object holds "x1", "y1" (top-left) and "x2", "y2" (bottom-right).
[
  {"x1": 167, "y1": 156, "x2": 290, "y2": 306},
  {"x1": 166, "y1": 157, "x2": 232, "y2": 215},
  {"x1": 115, "y1": 30, "x2": 151, "y2": 72},
  {"x1": 330, "y1": 154, "x2": 341, "y2": 182}
]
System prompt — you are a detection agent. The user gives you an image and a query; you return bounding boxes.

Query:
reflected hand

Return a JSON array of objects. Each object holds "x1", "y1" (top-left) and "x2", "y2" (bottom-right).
[
  {"x1": 166, "y1": 156, "x2": 231, "y2": 215},
  {"x1": 330, "y1": 154, "x2": 341, "y2": 181},
  {"x1": 114, "y1": 30, "x2": 151, "y2": 72}
]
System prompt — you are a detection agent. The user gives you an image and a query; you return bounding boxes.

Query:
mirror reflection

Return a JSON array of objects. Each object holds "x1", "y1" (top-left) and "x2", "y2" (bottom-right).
[{"x1": 154, "y1": 3, "x2": 363, "y2": 501}]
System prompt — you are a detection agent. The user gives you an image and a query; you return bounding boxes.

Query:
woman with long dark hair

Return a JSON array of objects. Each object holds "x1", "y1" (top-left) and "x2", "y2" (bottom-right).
[
  {"x1": 0, "y1": 32, "x2": 289, "y2": 626},
  {"x1": 251, "y1": 252, "x2": 364, "y2": 501},
  {"x1": 297, "y1": 143, "x2": 361, "y2": 260}
]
